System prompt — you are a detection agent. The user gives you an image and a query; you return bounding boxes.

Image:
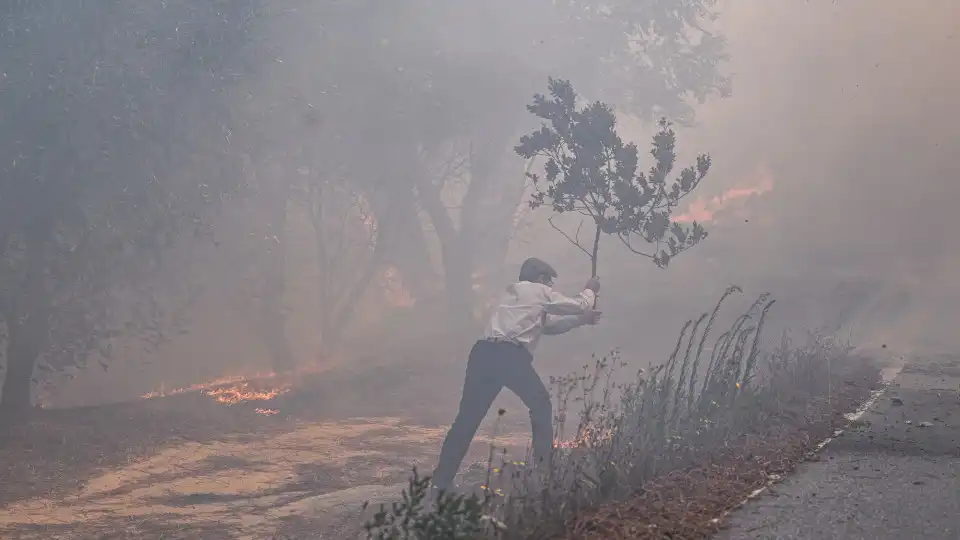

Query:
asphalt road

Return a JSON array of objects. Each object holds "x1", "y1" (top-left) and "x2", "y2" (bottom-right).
[{"x1": 717, "y1": 355, "x2": 960, "y2": 540}]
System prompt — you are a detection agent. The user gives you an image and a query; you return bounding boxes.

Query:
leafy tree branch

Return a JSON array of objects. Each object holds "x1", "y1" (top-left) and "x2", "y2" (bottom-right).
[{"x1": 516, "y1": 78, "x2": 711, "y2": 277}]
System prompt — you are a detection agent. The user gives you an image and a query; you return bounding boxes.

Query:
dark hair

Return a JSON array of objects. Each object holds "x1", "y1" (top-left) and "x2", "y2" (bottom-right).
[{"x1": 518, "y1": 257, "x2": 557, "y2": 283}]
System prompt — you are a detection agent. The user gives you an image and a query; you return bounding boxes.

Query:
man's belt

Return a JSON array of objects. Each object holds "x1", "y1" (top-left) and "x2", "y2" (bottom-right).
[{"x1": 484, "y1": 336, "x2": 522, "y2": 347}]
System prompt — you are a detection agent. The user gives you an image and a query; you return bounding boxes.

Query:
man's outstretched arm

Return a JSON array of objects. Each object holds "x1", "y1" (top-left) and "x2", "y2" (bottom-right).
[
  {"x1": 543, "y1": 311, "x2": 601, "y2": 335},
  {"x1": 543, "y1": 287, "x2": 598, "y2": 316}
]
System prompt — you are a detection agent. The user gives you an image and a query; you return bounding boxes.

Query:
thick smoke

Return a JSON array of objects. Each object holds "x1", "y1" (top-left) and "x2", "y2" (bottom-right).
[
  {"x1": 38, "y1": 0, "x2": 960, "y2": 405},
  {"x1": 683, "y1": 0, "x2": 960, "y2": 353},
  {"x1": 516, "y1": 0, "x2": 960, "y2": 366}
]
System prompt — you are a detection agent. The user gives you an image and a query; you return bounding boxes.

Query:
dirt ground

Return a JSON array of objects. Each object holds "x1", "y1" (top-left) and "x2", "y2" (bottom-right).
[
  {"x1": 0, "y1": 360, "x2": 536, "y2": 539},
  {"x1": 0, "y1": 416, "x2": 528, "y2": 539}
]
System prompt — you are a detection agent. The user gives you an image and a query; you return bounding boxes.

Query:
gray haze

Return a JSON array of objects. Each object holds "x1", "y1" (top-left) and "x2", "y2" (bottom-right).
[
  {"x1": 5, "y1": 1, "x2": 957, "y2": 406},
  {"x1": 545, "y1": 0, "x2": 960, "y2": 365},
  {"x1": 683, "y1": 0, "x2": 960, "y2": 353}
]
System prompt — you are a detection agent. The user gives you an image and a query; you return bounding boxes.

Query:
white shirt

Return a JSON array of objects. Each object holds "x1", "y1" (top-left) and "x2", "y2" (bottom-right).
[{"x1": 482, "y1": 281, "x2": 596, "y2": 353}]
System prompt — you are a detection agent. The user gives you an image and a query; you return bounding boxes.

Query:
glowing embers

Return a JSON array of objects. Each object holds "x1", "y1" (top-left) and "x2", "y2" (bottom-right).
[
  {"x1": 140, "y1": 371, "x2": 292, "y2": 406},
  {"x1": 205, "y1": 378, "x2": 291, "y2": 405}
]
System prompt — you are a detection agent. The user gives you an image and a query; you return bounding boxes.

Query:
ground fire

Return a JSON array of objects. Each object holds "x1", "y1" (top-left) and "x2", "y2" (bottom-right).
[
  {"x1": 205, "y1": 379, "x2": 290, "y2": 404},
  {"x1": 140, "y1": 371, "x2": 294, "y2": 408},
  {"x1": 138, "y1": 268, "x2": 415, "y2": 409}
]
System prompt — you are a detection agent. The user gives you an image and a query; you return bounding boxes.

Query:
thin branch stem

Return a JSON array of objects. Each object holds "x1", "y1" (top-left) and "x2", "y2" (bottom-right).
[
  {"x1": 548, "y1": 216, "x2": 592, "y2": 258},
  {"x1": 617, "y1": 233, "x2": 656, "y2": 259}
]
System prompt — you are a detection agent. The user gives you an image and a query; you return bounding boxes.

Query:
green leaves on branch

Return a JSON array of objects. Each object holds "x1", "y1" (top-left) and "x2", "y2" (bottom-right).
[{"x1": 515, "y1": 78, "x2": 711, "y2": 269}]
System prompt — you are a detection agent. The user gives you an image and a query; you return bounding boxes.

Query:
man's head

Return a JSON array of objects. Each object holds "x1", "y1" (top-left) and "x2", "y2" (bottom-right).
[{"x1": 518, "y1": 257, "x2": 557, "y2": 286}]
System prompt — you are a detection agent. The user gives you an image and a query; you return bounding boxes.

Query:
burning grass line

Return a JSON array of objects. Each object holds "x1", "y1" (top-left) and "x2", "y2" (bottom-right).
[
  {"x1": 140, "y1": 373, "x2": 293, "y2": 407},
  {"x1": 139, "y1": 361, "x2": 338, "y2": 404},
  {"x1": 206, "y1": 383, "x2": 290, "y2": 405}
]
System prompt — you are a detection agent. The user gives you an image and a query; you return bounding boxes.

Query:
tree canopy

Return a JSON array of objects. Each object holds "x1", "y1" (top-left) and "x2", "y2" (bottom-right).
[
  {"x1": 287, "y1": 0, "x2": 730, "y2": 325},
  {"x1": 0, "y1": 0, "x2": 259, "y2": 412}
]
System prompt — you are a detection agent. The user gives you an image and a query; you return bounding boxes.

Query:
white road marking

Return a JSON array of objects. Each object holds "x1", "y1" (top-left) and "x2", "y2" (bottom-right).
[{"x1": 709, "y1": 358, "x2": 906, "y2": 526}]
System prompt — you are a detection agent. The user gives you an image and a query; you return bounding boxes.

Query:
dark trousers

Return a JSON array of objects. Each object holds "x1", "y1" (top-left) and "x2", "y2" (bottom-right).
[{"x1": 431, "y1": 339, "x2": 553, "y2": 490}]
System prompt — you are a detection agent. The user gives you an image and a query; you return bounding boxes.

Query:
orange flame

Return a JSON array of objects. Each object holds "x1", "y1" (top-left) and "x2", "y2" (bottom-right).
[
  {"x1": 140, "y1": 373, "x2": 290, "y2": 406},
  {"x1": 139, "y1": 373, "x2": 270, "y2": 400},
  {"x1": 554, "y1": 426, "x2": 612, "y2": 449},
  {"x1": 205, "y1": 380, "x2": 291, "y2": 405},
  {"x1": 140, "y1": 361, "x2": 335, "y2": 406},
  {"x1": 675, "y1": 165, "x2": 773, "y2": 224}
]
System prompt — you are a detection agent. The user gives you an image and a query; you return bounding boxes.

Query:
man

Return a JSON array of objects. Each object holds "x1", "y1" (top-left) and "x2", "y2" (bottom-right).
[{"x1": 431, "y1": 257, "x2": 601, "y2": 492}]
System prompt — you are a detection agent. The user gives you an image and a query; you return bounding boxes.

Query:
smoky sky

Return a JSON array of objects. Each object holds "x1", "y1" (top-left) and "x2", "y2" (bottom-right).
[
  {"x1": 24, "y1": 0, "x2": 960, "y2": 406},
  {"x1": 534, "y1": 0, "x2": 960, "y2": 360},
  {"x1": 661, "y1": 0, "x2": 960, "y2": 352}
]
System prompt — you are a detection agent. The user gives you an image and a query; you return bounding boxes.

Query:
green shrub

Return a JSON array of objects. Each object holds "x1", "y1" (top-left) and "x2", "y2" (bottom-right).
[{"x1": 362, "y1": 468, "x2": 498, "y2": 539}]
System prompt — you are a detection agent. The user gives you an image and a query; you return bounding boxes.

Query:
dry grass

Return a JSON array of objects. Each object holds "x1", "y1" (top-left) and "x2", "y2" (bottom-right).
[{"x1": 555, "y1": 367, "x2": 876, "y2": 540}]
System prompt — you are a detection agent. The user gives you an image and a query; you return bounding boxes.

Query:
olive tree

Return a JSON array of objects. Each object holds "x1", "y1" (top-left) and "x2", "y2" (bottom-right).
[{"x1": 0, "y1": 0, "x2": 255, "y2": 414}]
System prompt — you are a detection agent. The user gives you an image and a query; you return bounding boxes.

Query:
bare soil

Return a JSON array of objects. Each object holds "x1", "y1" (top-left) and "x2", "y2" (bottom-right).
[{"x1": 0, "y1": 360, "x2": 534, "y2": 539}]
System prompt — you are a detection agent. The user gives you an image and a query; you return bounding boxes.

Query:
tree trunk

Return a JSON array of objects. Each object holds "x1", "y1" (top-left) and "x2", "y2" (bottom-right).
[
  {"x1": 308, "y1": 182, "x2": 384, "y2": 357},
  {"x1": 471, "y1": 160, "x2": 529, "y2": 292},
  {"x1": 446, "y1": 141, "x2": 515, "y2": 331},
  {"x1": 417, "y1": 140, "x2": 524, "y2": 334},
  {"x1": 591, "y1": 223, "x2": 601, "y2": 308},
  {"x1": 259, "y1": 177, "x2": 295, "y2": 373},
  {"x1": 1, "y1": 226, "x2": 51, "y2": 418},
  {"x1": 325, "y1": 252, "x2": 384, "y2": 354},
  {"x1": 442, "y1": 242, "x2": 476, "y2": 333},
  {"x1": 373, "y1": 186, "x2": 434, "y2": 298},
  {"x1": 417, "y1": 176, "x2": 476, "y2": 333},
  {"x1": 0, "y1": 314, "x2": 43, "y2": 417},
  {"x1": 307, "y1": 183, "x2": 330, "y2": 352},
  {"x1": 591, "y1": 224, "x2": 601, "y2": 278}
]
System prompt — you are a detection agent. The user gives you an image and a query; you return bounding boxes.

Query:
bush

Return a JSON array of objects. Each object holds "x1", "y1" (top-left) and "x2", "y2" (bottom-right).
[
  {"x1": 362, "y1": 286, "x2": 864, "y2": 539},
  {"x1": 361, "y1": 469, "x2": 498, "y2": 539}
]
